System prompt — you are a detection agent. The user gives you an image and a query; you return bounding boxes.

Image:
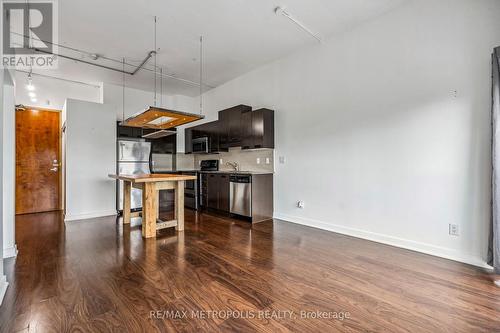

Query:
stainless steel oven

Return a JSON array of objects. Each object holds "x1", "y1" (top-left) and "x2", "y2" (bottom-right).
[
  {"x1": 192, "y1": 137, "x2": 208, "y2": 153},
  {"x1": 181, "y1": 171, "x2": 198, "y2": 210}
]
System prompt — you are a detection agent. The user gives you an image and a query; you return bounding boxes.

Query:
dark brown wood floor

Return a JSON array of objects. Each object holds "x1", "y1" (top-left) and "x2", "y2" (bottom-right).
[{"x1": 1, "y1": 210, "x2": 499, "y2": 332}]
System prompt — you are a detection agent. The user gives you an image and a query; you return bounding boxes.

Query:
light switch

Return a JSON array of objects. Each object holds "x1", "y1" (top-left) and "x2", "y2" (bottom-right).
[{"x1": 279, "y1": 156, "x2": 285, "y2": 164}]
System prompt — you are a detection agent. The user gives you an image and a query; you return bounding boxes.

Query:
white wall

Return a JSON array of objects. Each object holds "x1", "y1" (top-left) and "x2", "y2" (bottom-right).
[
  {"x1": 3, "y1": 70, "x2": 16, "y2": 258},
  {"x1": 15, "y1": 71, "x2": 101, "y2": 110},
  {"x1": 0, "y1": 68, "x2": 8, "y2": 306},
  {"x1": 64, "y1": 99, "x2": 116, "y2": 221},
  {"x1": 194, "y1": 0, "x2": 500, "y2": 267}
]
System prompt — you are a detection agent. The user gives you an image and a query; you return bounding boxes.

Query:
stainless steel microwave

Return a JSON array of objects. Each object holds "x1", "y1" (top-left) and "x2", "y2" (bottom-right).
[{"x1": 192, "y1": 137, "x2": 209, "y2": 153}]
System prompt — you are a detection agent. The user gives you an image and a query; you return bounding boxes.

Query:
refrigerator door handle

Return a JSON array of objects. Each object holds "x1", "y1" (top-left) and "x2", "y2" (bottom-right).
[{"x1": 149, "y1": 150, "x2": 153, "y2": 173}]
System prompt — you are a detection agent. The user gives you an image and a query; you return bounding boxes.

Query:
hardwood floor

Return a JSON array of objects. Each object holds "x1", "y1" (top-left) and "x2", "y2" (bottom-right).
[{"x1": 1, "y1": 210, "x2": 499, "y2": 332}]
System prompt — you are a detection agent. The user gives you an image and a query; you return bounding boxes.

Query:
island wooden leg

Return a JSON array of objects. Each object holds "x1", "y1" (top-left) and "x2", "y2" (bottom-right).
[
  {"x1": 142, "y1": 183, "x2": 157, "y2": 238},
  {"x1": 123, "y1": 181, "x2": 131, "y2": 224},
  {"x1": 156, "y1": 191, "x2": 160, "y2": 219},
  {"x1": 175, "y1": 181, "x2": 185, "y2": 231}
]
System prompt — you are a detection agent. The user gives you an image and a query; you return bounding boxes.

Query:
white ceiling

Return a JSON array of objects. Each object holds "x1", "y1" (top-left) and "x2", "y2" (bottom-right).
[{"x1": 31, "y1": 0, "x2": 407, "y2": 96}]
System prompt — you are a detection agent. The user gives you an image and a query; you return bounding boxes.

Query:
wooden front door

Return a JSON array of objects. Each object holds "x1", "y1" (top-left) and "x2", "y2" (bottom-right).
[{"x1": 16, "y1": 108, "x2": 61, "y2": 214}]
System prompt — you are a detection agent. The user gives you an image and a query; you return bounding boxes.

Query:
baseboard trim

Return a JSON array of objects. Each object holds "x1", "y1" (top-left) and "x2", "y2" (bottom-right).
[
  {"x1": 0, "y1": 275, "x2": 8, "y2": 306},
  {"x1": 3, "y1": 244, "x2": 18, "y2": 258},
  {"x1": 273, "y1": 212, "x2": 491, "y2": 269},
  {"x1": 64, "y1": 210, "x2": 117, "y2": 222}
]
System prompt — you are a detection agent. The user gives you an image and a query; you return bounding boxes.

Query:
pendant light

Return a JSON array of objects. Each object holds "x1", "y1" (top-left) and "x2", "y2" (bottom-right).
[{"x1": 122, "y1": 16, "x2": 204, "y2": 131}]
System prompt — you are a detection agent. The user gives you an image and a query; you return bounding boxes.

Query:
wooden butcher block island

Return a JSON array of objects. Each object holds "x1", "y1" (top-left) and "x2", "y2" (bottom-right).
[{"x1": 108, "y1": 173, "x2": 197, "y2": 238}]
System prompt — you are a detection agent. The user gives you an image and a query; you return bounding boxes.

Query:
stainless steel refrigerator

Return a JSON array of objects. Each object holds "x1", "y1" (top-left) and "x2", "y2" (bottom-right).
[{"x1": 116, "y1": 140, "x2": 151, "y2": 211}]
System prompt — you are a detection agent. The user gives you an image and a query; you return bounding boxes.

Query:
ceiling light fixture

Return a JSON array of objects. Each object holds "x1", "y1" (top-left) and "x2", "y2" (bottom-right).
[
  {"x1": 28, "y1": 92, "x2": 36, "y2": 98},
  {"x1": 31, "y1": 98, "x2": 37, "y2": 103},
  {"x1": 26, "y1": 70, "x2": 35, "y2": 91},
  {"x1": 275, "y1": 6, "x2": 322, "y2": 42},
  {"x1": 123, "y1": 16, "x2": 204, "y2": 132}
]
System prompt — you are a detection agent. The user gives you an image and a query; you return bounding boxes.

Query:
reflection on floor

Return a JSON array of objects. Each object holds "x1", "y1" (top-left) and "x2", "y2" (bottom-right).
[{"x1": 1, "y1": 210, "x2": 499, "y2": 332}]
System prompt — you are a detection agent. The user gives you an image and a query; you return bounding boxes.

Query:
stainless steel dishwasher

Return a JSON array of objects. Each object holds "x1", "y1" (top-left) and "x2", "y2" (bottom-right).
[{"x1": 229, "y1": 174, "x2": 252, "y2": 217}]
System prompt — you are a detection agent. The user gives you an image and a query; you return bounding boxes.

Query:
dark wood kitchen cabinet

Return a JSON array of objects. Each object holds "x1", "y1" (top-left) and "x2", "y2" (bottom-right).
[
  {"x1": 218, "y1": 174, "x2": 230, "y2": 211},
  {"x1": 205, "y1": 173, "x2": 229, "y2": 211},
  {"x1": 185, "y1": 104, "x2": 274, "y2": 152},
  {"x1": 242, "y1": 108, "x2": 274, "y2": 150},
  {"x1": 149, "y1": 134, "x2": 176, "y2": 154},
  {"x1": 117, "y1": 123, "x2": 143, "y2": 139},
  {"x1": 117, "y1": 123, "x2": 177, "y2": 153},
  {"x1": 185, "y1": 121, "x2": 221, "y2": 153},
  {"x1": 218, "y1": 105, "x2": 252, "y2": 149},
  {"x1": 206, "y1": 174, "x2": 217, "y2": 209},
  {"x1": 205, "y1": 121, "x2": 220, "y2": 153},
  {"x1": 184, "y1": 127, "x2": 193, "y2": 154}
]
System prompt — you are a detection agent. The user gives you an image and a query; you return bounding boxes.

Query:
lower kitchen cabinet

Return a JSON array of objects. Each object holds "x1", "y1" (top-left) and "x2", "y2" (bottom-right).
[
  {"x1": 201, "y1": 172, "x2": 273, "y2": 222},
  {"x1": 205, "y1": 173, "x2": 229, "y2": 212}
]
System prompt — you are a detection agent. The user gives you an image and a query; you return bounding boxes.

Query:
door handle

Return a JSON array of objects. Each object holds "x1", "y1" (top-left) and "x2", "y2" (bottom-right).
[{"x1": 50, "y1": 167, "x2": 58, "y2": 172}]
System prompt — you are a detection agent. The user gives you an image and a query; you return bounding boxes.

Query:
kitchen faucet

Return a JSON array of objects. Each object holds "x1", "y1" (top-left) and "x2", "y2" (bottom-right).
[{"x1": 226, "y1": 161, "x2": 239, "y2": 171}]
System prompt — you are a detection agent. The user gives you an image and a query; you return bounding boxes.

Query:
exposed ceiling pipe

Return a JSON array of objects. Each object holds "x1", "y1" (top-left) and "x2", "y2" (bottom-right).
[
  {"x1": 132, "y1": 50, "x2": 155, "y2": 75},
  {"x1": 31, "y1": 46, "x2": 212, "y2": 88},
  {"x1": 33, "y1": 47, "x2": 153, "y2": 75},
  {"x1": 30, "y1": 46, "x2": 212, "y2": 88},
  {"x1": 275, "y1": 6, "x2": 322, "y2": 43}
]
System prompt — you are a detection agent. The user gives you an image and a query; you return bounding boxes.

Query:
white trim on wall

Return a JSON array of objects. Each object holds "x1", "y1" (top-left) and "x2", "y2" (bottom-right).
[
  {"x1": 64, "y1": 210, "x2": 117, "y2": 222},
  {"x1": 274, "y1": 212, "x2": 492, "y2": 269},
  {"x1": 0, "y1": 275, "x2": 8, "y2": 306},
  {"x1": 3, "y1": 244, "x2": 17, "y2": 258}
]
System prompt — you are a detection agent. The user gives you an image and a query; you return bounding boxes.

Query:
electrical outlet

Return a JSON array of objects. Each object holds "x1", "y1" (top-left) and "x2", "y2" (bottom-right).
[
  {"x1": 265, "y1": 157, "x2": 270, "y2": 164},
  {"x1": 449, "y1": 224, "x2": 459, "y2": 236},
  {"x1": 297, "y1": 201, "x2": 304, "y2": 209},
  {"x1": 279, "y1": 156, "x2": 285, "y2": 164},
  {"x1": 256, "y1": 158, "x2": 261, "y2": 164}
]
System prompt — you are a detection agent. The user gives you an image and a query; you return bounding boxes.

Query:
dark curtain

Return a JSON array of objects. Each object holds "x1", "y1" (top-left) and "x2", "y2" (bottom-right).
[{"x1": 488, "y1": 47, "x2": 500, "y2": 273}]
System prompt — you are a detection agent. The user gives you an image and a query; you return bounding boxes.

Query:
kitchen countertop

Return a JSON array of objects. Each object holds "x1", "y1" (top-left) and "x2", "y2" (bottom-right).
[
  {"x1": 109, "y1": 173, "x2": 197, "y2": 183},
  {"x1": 157, "y1": 169, "x2": 274, "y2": 175}
]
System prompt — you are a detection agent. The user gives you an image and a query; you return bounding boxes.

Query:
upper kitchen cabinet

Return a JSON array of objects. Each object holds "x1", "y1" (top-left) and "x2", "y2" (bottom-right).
[
  {"x1": 184, "y1": 120, "x2": 221, "y2": 154},
  {"x1": 184, "y1": 127, "x2": 193, "y2": 154},
  {"x1": 205, "y1": 121, "x2": 221, "y2": 153},
  {"x1": 117, "y1": 123, "x2": 143, "y2": 139},
  {"x1": 242, "y1": 108, "x2": 274, "y2": 150},
  {"x1": 149, "y1": 133, "x2": 176, "y2": 154},
  {"x1": 184, "y1": 105, "x2": 274, "y2": 152},
  {"x1": 218, "y1": 105, "x2": 252, "y2": 149}
]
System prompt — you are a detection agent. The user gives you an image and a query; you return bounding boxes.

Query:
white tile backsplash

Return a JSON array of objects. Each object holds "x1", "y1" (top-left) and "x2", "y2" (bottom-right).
[
  {"x1": 175, "y1": 153, "x2": 195, "y2": 170},
  {"x1": 176, "y1": 147, "x2": 274, "y2": 172}
]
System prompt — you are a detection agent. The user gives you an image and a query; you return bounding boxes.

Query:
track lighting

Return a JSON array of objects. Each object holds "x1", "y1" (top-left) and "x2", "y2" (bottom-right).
[{"x1": 275, "y1": 6, "x2": 322, "y2": 42}]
